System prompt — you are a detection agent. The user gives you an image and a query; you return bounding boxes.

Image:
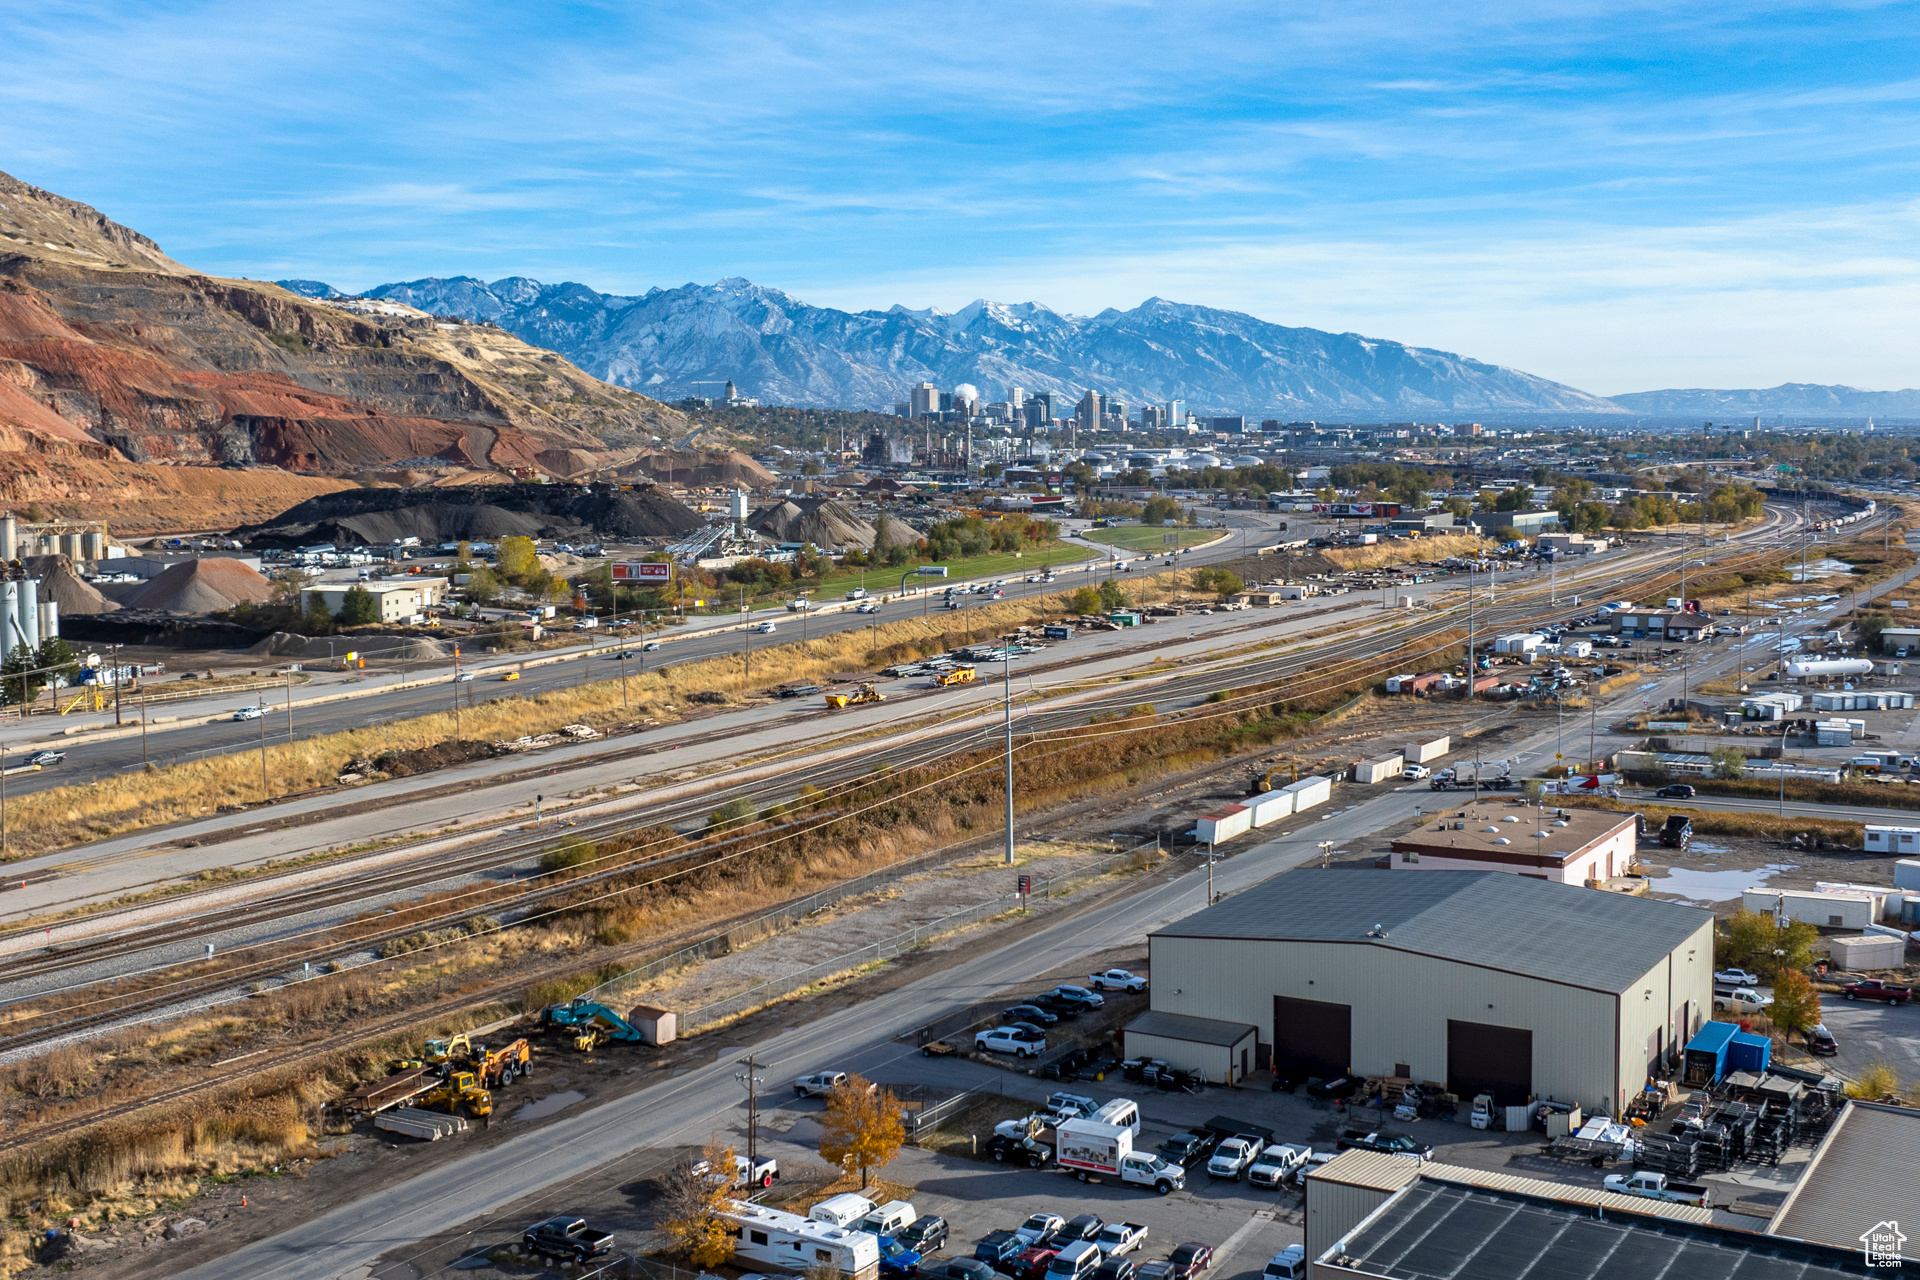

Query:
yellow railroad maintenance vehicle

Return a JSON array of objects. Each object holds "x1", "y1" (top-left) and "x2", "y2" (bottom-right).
[
  {"x1": 933, "y1": 667, "x2": 978, "y2": 687},
  {"x1": 824, "y1": 683, "x2": 885, "y2": 710}
]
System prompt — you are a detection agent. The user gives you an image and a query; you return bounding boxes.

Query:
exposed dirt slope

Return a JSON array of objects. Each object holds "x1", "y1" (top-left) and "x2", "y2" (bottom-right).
[
  {"x1": 748, "y1": 495, "x2": 877, "y2": 550},
  {"x1": 0, "y1": 170, "x2": 689, "y2": 482},
  {"x1": 618, "y1": 447, "x2": 776, "y2": 487}
]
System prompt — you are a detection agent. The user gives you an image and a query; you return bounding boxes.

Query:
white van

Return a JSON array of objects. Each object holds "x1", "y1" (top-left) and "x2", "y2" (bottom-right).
[
  {"x1": 1263, "y1": 1246, "x2": 1306, "y2": 1280},
  {"x1": 808, "y1": 1193, "x2": 876, "y2": 1228},
  {"x1": 859, "y1": 1201, "x2": 916, "y2": 1237},
  {"x1": 1092, "y1": 1097, "x2": 1140, "y2": 1137},
  {"x1": 1047, "y1": 1242, "x2": 1103, "y2": 1280}
]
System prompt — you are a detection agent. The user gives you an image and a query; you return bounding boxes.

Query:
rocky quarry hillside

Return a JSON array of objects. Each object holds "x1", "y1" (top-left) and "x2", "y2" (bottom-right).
[{"x1": 0, "y1": 170, "x2": 688, "y2": 530}]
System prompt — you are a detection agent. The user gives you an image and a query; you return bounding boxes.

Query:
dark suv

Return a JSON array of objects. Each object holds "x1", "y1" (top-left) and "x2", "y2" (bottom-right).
[{"x1": 1655, "y1": 784, "x2": 1695, "y2": 799}]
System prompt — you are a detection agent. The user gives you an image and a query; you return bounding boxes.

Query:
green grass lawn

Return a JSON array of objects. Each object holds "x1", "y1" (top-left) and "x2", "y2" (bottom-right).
[
  {"x1": 695, "y1": 543, "x2": 1102, "y2": 611},
  {"x1": 1082, "y1": 526, "x2": 1221, "y2": 552}
]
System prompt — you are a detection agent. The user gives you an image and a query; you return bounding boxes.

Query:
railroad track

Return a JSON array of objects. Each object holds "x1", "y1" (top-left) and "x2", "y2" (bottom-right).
[{"x1": 0, "y1": 519, "x2": 1835, "y2": 1056}]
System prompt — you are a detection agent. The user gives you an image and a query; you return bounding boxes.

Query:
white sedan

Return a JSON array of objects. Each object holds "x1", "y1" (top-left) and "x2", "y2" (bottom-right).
[
  {"x1": 231, "y1": 706, "x2": 266, "y2": 721},
  {"x1": 1714, "y1": 968, "x2": 1763, "y2": 987},
  {"x1": 1088, "y1": 968, "x2": 1147, "y2": 992}
]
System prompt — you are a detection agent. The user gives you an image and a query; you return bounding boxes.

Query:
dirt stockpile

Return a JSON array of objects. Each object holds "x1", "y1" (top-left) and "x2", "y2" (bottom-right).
[
  {"x1": 345, "y1": 739, "x2": 503, "y2": 779},
  {"x1": 248, "y1": 631, "x2": 451, "y2": 660},
  {"x1": 620, "y1": 448, "x2": 776, "y2": 488},
  {"x1": 233, "y1": 483, "x2": 702, "y2": 547},
  {"x1": 27, "y1": 558, "x2": 119, "y2": 614},
  {"x1": 124, "y1": 558, "x2": 275, "y2": 614},
  {"x1": 747, "y1": 496, "x2": 877, "y2": 550}
]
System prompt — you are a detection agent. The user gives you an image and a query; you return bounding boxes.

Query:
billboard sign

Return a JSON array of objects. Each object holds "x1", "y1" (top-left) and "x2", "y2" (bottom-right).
[{"x1": 612, "y1": 562, "x2": 673, "y2": 582}]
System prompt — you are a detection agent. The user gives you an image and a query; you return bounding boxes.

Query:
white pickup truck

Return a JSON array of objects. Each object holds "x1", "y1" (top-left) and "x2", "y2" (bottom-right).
[
  {"x1": 1713, "y1": 987, "x2": 1773, "y2": 1014},
  {"x1": 1207, "y1": 1135, "x2": 1267, "y2": 1180},
  {"x1": 1604, "y1": 1171, "x2": 1711, "y2": 1207}
]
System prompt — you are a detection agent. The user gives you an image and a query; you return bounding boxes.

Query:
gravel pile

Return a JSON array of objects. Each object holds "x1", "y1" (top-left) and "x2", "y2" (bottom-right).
[{"x1": 124, "y1": 558, "x2": 275, "y2": 614}]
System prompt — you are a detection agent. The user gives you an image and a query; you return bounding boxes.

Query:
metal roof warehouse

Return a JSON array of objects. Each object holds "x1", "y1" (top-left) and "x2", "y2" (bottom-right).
[{"x1": 1147, "y1": 870, "x2": 1714, "y2": 1115}]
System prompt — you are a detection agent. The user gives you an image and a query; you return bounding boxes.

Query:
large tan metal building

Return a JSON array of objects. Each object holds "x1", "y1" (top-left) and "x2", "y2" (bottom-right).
[{"x1": 1148, "y1": 870, "x2": 1714, "y2": 1116}]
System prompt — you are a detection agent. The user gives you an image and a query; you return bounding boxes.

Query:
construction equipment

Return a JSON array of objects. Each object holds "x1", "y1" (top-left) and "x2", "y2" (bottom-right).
[
  {"x1": 1249, "y1": 762, "x2": 1299, "y2": 794},
  {"x1": 471, "y1": 1038, "x2": 533, "y2": 1087},
  {"x1": 423, "y1": 1033, "x2": 473, "y2": 1067},
  {"x1": 824, "y1": 682, "x2": 885, "y2": 710},
  {"x1": 934, "y1": 667, "x2": 978, "y2": 687},
  {"x1": 541, "y1": 998, "x2": 648, "y2": 1050},
  {"x1": 421, "y1": 1069, "x2": 493, "y2": 1118}
]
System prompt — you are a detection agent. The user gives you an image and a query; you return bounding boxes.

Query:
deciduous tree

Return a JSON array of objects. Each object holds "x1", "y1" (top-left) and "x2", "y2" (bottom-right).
[
  {"x1": 659, "y1": 1135, "x2": 738, "y2": 1266},
  {"x1": 1769, "y1": 967, "x2": 1822, "y2": 1038},
  {"x1": 818, "y1": 1074, "x2": 903, "y2": 1190}
]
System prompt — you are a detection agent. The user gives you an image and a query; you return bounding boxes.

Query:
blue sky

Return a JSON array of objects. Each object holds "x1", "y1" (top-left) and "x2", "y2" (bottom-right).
[{"x1": 4, "y1": 1, "x2": 1919, "y2": 394}]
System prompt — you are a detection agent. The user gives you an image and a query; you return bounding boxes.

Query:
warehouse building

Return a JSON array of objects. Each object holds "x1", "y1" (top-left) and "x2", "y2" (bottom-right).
[
  {"x1": 1147, "y1": 871, "x2": 1713, "y2": 1116},
  {"x1": 1388, "y1": 805, "x2": 1638, "y2": 885},
  {"x1": 1768, "y1": 1101, "x2": 1919, "y2": 1262}
]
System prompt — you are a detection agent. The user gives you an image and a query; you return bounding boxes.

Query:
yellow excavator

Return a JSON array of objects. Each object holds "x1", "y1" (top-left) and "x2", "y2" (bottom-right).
[
  {"x1": 933, "y1": 667, "x2": 978, "y2": 687},
  {"x1": 825, "y1": 682, "x2": 885, "y2": 710},
  {"x1": 1249, "y1": 761, "x2": 1300, "y2": 794},
  {"x1": 421, "y1": 1069, "x2": 493, "y2": 1118}
]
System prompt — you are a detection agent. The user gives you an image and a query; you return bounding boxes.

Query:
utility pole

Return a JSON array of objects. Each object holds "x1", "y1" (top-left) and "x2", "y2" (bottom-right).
[
  {"x1": 284, "y1": 670, "x2": 293, "y2": 745},
  {"x1": 259, "y1": 697, "x2": 269, "y2": 802},
  {"x1": 1205, "y1": 841, "x2": 1215, "y2": 903},
  {"x1": 1003, "y1": 648, "x2": 1015, "y2": 866},
  {"x1": 1, "y1": 743, "x2": 8, "y2": 860},
  {"x1": 742, "y1": 586, "x2": 751, "y2": 682},
  {"x1": 736, "y1": 1054, "x2": 766, "y2": 1172},
  {"x1": 1465, "y1": 574, "x2": 1476, "y2": 700},
  {"x1": 138, "y1": 689, "x2": 148, "y2": 766},
  {"x1": 110, "y1": 642, "x2": 122, "y2": 726}
]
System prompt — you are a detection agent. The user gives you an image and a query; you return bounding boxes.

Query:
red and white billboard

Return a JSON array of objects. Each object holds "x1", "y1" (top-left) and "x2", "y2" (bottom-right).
[{"x1": 612, "y1": 561, "x2": 673, "y2": 582}]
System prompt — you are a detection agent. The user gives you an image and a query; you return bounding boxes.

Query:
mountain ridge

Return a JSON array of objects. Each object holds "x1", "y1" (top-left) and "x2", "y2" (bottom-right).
[
  {"x1": 1606, "y1": 383, "x2": 1920, "y2": 418},
  {"x1": 318, "y1": 274, "x2": 1625, "y2": 417}
]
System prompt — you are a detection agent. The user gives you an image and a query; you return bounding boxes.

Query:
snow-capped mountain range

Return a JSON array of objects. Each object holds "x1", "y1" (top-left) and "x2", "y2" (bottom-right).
[{"x1": 278, "y1": 276, "x2": 1620, "y2": 416}]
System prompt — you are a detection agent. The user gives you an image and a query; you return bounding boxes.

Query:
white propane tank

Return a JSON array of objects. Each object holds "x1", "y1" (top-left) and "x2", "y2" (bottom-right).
[{"x1": 1784, "y1": 658, "x2": 1875, "y2": 678}]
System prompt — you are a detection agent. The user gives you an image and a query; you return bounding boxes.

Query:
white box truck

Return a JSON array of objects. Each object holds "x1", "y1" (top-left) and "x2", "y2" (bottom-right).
[{"x1": 1054, "y1": 1118, "x2": 1186, "y2": 1195}]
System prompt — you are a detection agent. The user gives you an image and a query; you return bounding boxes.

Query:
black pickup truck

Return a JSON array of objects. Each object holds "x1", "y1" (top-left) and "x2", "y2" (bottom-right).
[{"x1": 524, "y1": 1217, "x2": 615, "y2": 1261}]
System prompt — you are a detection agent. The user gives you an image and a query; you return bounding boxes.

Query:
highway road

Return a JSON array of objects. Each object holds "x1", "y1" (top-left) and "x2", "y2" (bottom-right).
[
  {"x1": 0, "y1": 521, "x2": 1291, "y2": 798},
  {"x1": 0, "y1": 493, "x2": 1844, "y2": 801}
]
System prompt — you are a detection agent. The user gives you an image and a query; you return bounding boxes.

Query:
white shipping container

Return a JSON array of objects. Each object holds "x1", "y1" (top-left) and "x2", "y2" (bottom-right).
[
  {"x1": 1866, "y1": 827, "x2": 1920, "y2": 855},
  {"x1": 1896, "y1": 859, "x2": 1920, "y2": 891},
  {"x1": 1828, "y1": 934, "x2": 1907, "y2": 971},
  {"x1": 1194, "y1": 805, "x2": 1251, "y2": 845},
  {"x1": 1280, "y1": 775, "x2": 1332, "y2": 811},
  {"x1": 1245, "y1": 790, "x2": 1295, "y2": 827},
  {"x1": 1353, "y1": 753, "x2": 1405, "y2": 785},
  {"x1": 1404, "y1": 736, "x2": 1450, "y2": 764},
  {"x1": 1742, "y1": 889, "x2": 1878, "y2": 931}
]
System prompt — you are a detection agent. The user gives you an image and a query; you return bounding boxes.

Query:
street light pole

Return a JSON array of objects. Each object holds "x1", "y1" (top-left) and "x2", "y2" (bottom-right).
[{"x1": 1003, "y1": 649, "x2": 1015, "y2": 866}]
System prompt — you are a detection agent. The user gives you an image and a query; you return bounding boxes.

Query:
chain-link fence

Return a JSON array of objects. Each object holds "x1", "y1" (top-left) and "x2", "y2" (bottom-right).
[{"x1": 677, "y1": 838, "x2": 1162, "y2": 1035}]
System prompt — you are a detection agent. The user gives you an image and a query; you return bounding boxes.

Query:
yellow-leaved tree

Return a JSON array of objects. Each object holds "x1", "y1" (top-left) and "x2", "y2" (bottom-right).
[
  {"x1": 659, "y1": 1134, "x2": 738, "y2": 1267},
  {"x1": 818, "y1": 1074, "x2": 904, "y2": 1190}
]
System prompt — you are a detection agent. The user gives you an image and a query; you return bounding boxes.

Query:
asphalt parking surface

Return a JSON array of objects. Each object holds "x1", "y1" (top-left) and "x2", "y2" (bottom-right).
[{"x1": 1808, "y1": 994, "x2": 1920, "y2": 1084}]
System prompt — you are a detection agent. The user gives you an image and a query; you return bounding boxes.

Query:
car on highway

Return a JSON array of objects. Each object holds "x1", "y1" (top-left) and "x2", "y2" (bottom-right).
[
  {"x1": 522, "y1": 1217, "x2": 614, "y2": 1262},
  {"x1": 643, "y1": 640, "x2": 662, "y2": 651},
  {"x1": 500, "y1": 671, "x2": 520, "y2": 681},
  {"x1": 231, "y1": 706, "x2": 266, "y2": 721},
  {"x1": 1713, "y1": 968, "x2": 1762, "y2": 987},
  {"x1": 756, "y1": 621, "x2": 778, "y2": 634},
  {"x1": 857, "y1": 602, "x2": 879, "y2": 614},
  {"x1": 1088, "y1": 968, "x2": 1147, "y2": 992},
  {"x1": 454, "y1": 671, "x2": 475, "y2": 681},
  {"x1": 1655, "y1": 784, "x2": 1696, "y2": 798},
  {"x1": 976, "y1": 1027, "x2": 1044, "y2": 1057},
  {"x1": 24, "y1": 750, "x2": 65, "y2": 767}
]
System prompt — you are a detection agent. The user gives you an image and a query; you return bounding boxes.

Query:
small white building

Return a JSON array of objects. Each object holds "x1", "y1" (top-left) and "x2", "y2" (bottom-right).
[
  {"x1": 302, "y1": 579, "x2": 448, "y2": 623},
  {"x1": 1827, "y1": 934, "x2": 1907, "y2": 971},
  {"x1": 1493, "y1": 633, "x2": 1544, "y2": 654},
  {"x1": 1741, "y1": 888, "x2": 1883, "y2": 931},
  {"x1": 1405, "y1": 736, "x2": 1450, "y2": 764},
  {"x1": 1389, "y1": 806, "x2": 1637, "y2": 886},
  {"x1": 1866, "y1": 827, "x2": 1920, "y2": 856}
]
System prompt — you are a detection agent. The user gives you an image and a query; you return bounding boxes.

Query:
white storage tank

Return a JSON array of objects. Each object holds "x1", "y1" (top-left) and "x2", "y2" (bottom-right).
[
  {"x1": 36, "y1": 600, "x2": 55, "y2": 642},
  {"x1": 0, "y1": 582, "x2": 20, "y2": 653},
  {"x1": 1193, "y1": 805, "x2": 1251, "y2": 845},
  {"x1": 1280, "y1": 775, "x2": 1332, "y2": 812},
  {"x1": 18, "y1": 577, "x2": 38, "y2": 652},
  {"x1": 1785, "y1": 657, "x2": 1875, "y2": 678},
  {"x1": 1404, "y1": 736, "x2": 1449, "y2": 764},
  {"x1": 1244, "y1": 790, "x2": 1295, "y2": 827}
]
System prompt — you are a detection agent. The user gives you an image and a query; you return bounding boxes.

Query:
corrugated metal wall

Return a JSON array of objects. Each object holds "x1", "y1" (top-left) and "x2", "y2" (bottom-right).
[
  {"x1": 1121, "y1": 1031, "x2": 1236, "y2": 1084},
  {"x1": 1152, "y1": 936, "x2": 1619, "y2": 1111},
  {"x1": 1615, "y1": 919, "x2": 1714, "y2": 1104},
  {"x1": 1305, "y1": 1181, "x2": 1394, "y2": 1267}
]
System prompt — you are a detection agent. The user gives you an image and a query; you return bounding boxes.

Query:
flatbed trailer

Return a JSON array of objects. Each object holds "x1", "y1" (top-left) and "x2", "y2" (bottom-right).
[{"x1": 344, "y1": 1066, "x2": 435, "y2": 1116}]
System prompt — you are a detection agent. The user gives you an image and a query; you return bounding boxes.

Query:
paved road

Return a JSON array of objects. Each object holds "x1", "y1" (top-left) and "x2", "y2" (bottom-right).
[
  {"x1": 3, "y1": 520, "x2": 1281, "y2": 800},
  {"x1": 1814, "y1": 996, "x2": 1920, "y2": 1085}
]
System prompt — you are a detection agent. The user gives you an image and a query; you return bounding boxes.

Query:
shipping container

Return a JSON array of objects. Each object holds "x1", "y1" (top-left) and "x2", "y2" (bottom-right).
[
  {"x1": 1279, "y1": 775, "x2": 1332, "y2": 811},
  {"x1": 1682, "y1": 1022, "x2": 1736, "y2": 1087},
  {"x1": 1404, "y1": 736, "x2": 1450, "y2": 764},
  {"x1": 1245, "y1": 790, "x2": 1295, "y2": 827},
  {"x1": 1726, "y1": 1030, "x2": 1772, "y2": 1074},
  {"x1": 1194, "y1": 805, "x2": 1251, "y2": 845},
  {"x1": 1353, "y1": 754, "x2": 1405, "y2": 785}
]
